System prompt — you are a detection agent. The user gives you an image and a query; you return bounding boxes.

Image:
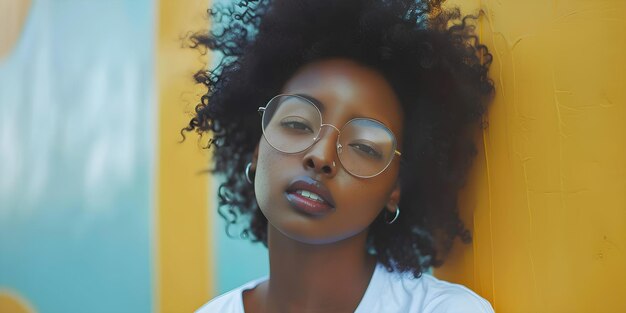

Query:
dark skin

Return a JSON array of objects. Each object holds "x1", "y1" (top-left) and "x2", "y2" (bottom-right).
[{"x1": 244, "y1": 59, "x2": 403, "y2": 313}]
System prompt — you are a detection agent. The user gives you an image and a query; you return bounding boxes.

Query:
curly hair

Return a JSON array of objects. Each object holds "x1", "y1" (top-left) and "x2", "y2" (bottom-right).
[{"x1": 184, "y1": 0, "x2": 494, "y2": 278}]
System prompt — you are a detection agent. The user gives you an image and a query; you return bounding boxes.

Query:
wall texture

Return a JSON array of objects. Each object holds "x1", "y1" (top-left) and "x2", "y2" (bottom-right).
[
  {"x1": 2, "y1": 0, "x2": 624, "y2": 312},
  {"x1": 436, "y1": 1, "x2": 626, "y2": 313},
  {"x1": 0, "y1": 0, "x2": 155, "y2": 312}
]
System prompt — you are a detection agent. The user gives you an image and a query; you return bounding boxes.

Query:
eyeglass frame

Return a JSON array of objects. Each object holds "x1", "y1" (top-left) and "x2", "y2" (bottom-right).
[{"x1": 257, "y1": 93, "x2": 402, "y2": 178}]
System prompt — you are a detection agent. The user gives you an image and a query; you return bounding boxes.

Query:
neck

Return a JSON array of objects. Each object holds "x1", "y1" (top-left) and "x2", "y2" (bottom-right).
[{"x1": 264, "y1": 224, "x2": 377, "y2": 313}]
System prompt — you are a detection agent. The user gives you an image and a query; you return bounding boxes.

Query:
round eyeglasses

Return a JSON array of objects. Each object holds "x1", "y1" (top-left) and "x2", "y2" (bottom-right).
[{"x1": 258, "y1": 94, "x2": 401, "y2": 178}]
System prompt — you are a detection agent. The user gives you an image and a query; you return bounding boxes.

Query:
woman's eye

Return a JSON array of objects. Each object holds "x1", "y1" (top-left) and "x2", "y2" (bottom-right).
[
  {"x1": 279, "y1": 120, "x2": 313, "y2": 133},
  {"x1": 348, "y1": 142, "x2": 383, "y2": 159}
]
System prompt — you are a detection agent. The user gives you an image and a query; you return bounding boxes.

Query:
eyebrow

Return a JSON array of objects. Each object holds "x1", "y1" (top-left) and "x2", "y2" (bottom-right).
[
  {"x1": 293, "y1": 93, "x2": 391, "y2": 128},
  {"x1": 295, "y1": 93, "x2": 325, "y2": 113}
]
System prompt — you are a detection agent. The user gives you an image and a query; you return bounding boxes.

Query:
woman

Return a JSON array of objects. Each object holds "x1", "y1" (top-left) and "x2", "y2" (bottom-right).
[{"x1": 187, "y1": 0, "x2": 495, "y2": 312}]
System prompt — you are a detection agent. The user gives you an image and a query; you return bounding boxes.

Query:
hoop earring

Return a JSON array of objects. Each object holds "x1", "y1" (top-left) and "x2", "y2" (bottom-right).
[
  {"x1": 385, "y1": 205, "x2": 400, "y2": 224},
  {"x1": 245, "y1": 162, "x2": 255, "y2": 184}
]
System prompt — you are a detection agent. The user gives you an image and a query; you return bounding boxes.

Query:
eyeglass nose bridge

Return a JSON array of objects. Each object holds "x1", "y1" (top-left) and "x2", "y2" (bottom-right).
[
  {"x1": 309, "y1": 124, "x2": 343, "y2": 154},
  {"x1": 313, "y1": 124, "x2": 341, "y2": 147}
]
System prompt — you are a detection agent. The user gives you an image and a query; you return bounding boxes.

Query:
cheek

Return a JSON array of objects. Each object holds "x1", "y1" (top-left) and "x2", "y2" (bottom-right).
[
  {"x1": 329, "y1": 165, "x2": 400, "y2": 231},
  {"x1": 254, "y1": 139, "x2": 290, "y2": 211},
  {"x1": 330, "y1": 180, "x2": 392, "y2": 228}
]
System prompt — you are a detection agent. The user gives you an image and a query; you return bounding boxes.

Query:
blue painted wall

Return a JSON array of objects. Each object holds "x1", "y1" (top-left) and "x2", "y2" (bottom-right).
[{"x1": 0, "y1": 1, "x2": 155, "y2": 312}]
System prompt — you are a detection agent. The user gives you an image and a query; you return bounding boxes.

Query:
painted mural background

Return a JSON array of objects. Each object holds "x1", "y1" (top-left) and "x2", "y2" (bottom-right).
[
  {"x1": 1, "y1": 0, "x2": 624, "y2": 313},
  {"x1": 0, "y1": 1, "x2": 155, "y2": 312}
]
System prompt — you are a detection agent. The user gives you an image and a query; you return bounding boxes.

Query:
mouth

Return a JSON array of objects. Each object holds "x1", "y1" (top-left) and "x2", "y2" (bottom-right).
[{"x1": 285, "y1": 176, "x2": 336, "y2": 217}]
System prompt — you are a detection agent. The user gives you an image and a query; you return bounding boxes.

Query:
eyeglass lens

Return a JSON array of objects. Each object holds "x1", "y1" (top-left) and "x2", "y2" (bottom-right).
[{"x1": 261, "y1": 95, "x2": 397, "y2": 177}]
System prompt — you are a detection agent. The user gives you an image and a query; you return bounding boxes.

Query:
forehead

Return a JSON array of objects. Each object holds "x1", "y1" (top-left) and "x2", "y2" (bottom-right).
[{"x1": 281, "y1": 59, "x2": 404, "y2": 139}]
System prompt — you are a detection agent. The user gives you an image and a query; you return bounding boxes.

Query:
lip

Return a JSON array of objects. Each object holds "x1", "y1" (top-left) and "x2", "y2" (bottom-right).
[{"x1": 285, "y1": 176, "x2": 336, "y2": 217}]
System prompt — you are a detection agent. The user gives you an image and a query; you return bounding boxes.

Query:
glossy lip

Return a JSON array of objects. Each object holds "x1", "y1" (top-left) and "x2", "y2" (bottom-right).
[{"x1": 285, "y1": 176, "x2": 336, "y2": 217}]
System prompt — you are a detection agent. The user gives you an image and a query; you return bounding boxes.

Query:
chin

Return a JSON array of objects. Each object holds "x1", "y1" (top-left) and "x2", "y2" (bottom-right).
[{"x1": 268, "y1": 215, "x2": 368, "y2": 246}]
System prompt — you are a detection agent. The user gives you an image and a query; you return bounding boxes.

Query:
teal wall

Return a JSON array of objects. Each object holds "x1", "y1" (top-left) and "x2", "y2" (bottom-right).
[
  {"x1": 213, "y1": 177, "x2": 269, "y2": 295},
  {"x1": 0, "y1": 1, "x2": 155, "y2": 312}
]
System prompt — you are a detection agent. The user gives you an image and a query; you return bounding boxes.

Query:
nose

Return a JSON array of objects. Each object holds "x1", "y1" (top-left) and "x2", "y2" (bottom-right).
[{"x1": 302, "y1": 125, "x2": 339, "y2": 177}]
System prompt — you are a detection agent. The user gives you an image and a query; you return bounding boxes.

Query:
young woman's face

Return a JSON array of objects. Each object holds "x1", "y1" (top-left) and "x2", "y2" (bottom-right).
[{"x1": 254, "y1": 58, "x2": 403, "y2": 245}]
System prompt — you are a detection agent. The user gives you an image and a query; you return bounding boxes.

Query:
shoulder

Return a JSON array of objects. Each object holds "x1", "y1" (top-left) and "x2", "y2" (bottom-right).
[
  {"x1": 375, "y1": 267, "x2": 494, "y2": 313},
  {"x1": 195, "y1": 288, "x2": 241, "y2": 313},
  {"x1": 415, "y1": 274, "x2": 495, "y2": 313},
  {"x1": 195, "y1": 277, "x2": 268, "y2": 313}
]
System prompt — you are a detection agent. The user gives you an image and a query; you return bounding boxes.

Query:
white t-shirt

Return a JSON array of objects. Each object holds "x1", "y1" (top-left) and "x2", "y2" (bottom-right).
[{"x1": 196, "y1": 263, "x2": 494, "y2": 313}]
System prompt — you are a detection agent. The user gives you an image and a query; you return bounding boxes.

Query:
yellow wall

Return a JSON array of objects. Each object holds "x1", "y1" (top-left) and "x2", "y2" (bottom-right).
[
  {"x1": 436, "y1": 1, "x2": 626, "y2": 313},
  {"x1": 0, "y1": 290, "x2": 36, "y2": 313},
  {"x1": 155, "y1": 0, "x2": 213, "y2": 312}
]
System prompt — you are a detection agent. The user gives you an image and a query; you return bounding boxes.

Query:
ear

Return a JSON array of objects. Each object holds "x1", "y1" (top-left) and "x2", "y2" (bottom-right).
[
  {"x1": 251, "y1": 142, "x2": 260, "y2": 170},
  {"x1": 385, "y1": 180, "x2": 401, "y2": 212}
]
